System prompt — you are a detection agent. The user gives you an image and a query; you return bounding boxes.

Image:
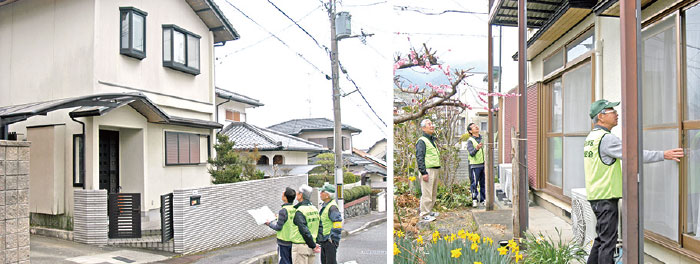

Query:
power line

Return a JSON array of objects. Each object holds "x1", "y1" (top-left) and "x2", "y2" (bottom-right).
[
  {"x1": 394, "y1": 32, "x2": 490, "y2": 37},
  {"x1": 393, "y1": 6, "x2": 488, "y2": 15},
  {"x1": 343, "y1": 1, "x2": 387, "y2": 7},
  {"x1": 338, "y1": 61, "x2": 387, "y2": 127},
  {"x1": 222, "y1": 0, "x2": 330, "y2": 79},
  {"x1": 265, "y1": 0, "x2": 330, "y2": 54},
  {"x1": 217, "y1": 4, "x2": 322, "y2": 60}
]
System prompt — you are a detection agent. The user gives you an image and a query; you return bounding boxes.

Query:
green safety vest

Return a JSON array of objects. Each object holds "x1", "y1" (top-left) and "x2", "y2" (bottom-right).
[
  {"x1": 584, "y1": 129, "x2": 622, "y2": 200},
  {"x1": 276, "y1": 204, "x2": 296, "y2": 242},
  {"x1": 290, "y1": 204, "x2": 320, "y2": 244},
  {"x1": 320, "y1": 200, "x2": 341, "y2": 236},
  {"x1": 418, "y1": 136, "x2": 441, "y2": 168},
  {"x1": 467, "y1": 136, "x2": 485, "y2": 165}
]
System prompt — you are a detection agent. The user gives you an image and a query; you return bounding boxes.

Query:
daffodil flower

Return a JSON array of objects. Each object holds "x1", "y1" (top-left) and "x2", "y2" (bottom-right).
[
  {"x1": 409, "y1": 176, "x2": 416, "y2": 182},
  {"x1": 450, "y1": 248, "x2": 462, "y2": 258},
  {"x1": 471, "y1": 242, "x2": 479, "y2": 253},
  {"x1": 396, "y1": 230, "x2": 404, "y2": 238},
  {"x1": 416, "y1": 235, "x2": 424, "y2": 245},
  {"x1": 394, "y1": 243, "x2": 401, "y2": 256},
  {"x1": 515, "y1": 252, "x2": 523, "y2": 263},
  {"x1": 497, "y1": 246, "x2": 508, "y2": 255}
]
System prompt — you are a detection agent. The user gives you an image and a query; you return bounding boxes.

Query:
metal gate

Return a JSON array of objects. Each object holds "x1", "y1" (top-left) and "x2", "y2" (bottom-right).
[
  {"x1": 108, "y1": 193, "x2": 141, "y2": 238},
  {"x1": 160, "y1": 193, "x2": 174, "y2": 242}
]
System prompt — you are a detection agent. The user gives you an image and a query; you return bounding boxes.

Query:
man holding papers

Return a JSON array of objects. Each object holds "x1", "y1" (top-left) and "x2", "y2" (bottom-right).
[{"x1": 265, "y1": 187, "x2": 298, "y2": 264}]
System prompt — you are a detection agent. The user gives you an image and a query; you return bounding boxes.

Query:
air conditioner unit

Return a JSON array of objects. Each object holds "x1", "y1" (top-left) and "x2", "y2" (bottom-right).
[
  {"x1": 571, "y1": 188, "x2": 597, "y2": 254},
  {"x1": 498, "y1": 164, "x2": 513, "y2": 201}
]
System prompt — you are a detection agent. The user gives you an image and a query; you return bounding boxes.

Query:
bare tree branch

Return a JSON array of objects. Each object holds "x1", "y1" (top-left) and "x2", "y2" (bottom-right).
[{"x1": 394, "y1": 70, "x2": 469, "y2": 124}]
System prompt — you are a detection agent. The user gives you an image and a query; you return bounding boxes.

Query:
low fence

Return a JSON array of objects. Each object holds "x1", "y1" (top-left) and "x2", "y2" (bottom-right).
[
  {"x1": 0, "y1": 140, "x2": 32, "y2": 263},
  {"x1": 173, "y1": 175, "x2": 307, "y2": 254},
  {"x1": 344, "y1": 196, "x2": 370, "y2": 219}
]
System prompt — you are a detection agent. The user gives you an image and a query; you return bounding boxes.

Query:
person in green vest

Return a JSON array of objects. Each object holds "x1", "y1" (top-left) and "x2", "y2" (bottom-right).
[
  {"x1": 416, "y1": 119, "x2": 441, "y2": 222},
  {"x1": 291, "y1": 184, "x2": 321, "y2": 264},
  {"x1": 317, "y1": 183, "x2": 343, "y2": 264},
  {"x1": 265, "y1": 187, "x2": 297, "y2": 264},
  {"x1": 466, "y1": 123, "x2": 485, "y2": 208},
  {"x1": 584, "y1": 99, "x2": 684, "y2": 264}
]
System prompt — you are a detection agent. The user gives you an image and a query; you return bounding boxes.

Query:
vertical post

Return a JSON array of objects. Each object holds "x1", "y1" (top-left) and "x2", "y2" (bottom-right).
[
  {"x1": 511, "y1": 128, "x2": 521, "y2": 237},
  {"x1": 486, "y1": 24, "x2": 495, "y2": 211},
  {"x1": 620, "y1": 0, "x2": 642, "y2": 262},
  {"x1": 330, "y1": 0, "x2": 344, "y2": 214},
  {"x1": 516, "y1": 0, "x2": 529, "y2": 238}
]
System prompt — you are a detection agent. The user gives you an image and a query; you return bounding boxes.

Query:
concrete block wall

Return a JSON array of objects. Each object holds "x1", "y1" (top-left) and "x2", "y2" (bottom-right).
[
  {"x1": 0, "y1": 140, "x2": 32, "y2": 263},
  {"x1": 173, "y1": 175, "x2": 307, "y2": 254},
  {"x1": 73, "y1": 189, "x2": 108, "y2": 245},
  {"x1": 343, "y1": 196, "x2": 370, "y2": 219}
]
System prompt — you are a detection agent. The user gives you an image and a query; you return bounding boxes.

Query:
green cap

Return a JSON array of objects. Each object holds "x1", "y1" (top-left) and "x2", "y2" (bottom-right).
[
  {"x1": 320, "y1": 183, "x2": 335, "y2": 193},
  {"x1": 589, "y1": 99, "x2": 620, "y2": 119}
]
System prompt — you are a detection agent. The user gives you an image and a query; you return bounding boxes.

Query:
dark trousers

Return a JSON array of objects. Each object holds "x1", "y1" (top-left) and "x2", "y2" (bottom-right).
[
  {"x1": 320, "y1": 240, "x2": 338, "y2": 264},
  {"x1": 469, "y1": 166, "x2": 486, "y2": 202},
  {"x1": 587, "y1": 199, "x2": 619, "y2": 264},
  {"x1": 278, "y1": 244, "x2": 292, "y2": 264}
]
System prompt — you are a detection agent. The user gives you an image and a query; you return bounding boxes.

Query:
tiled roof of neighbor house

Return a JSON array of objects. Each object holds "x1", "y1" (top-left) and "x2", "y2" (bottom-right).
[
  {"x1": 352, "y1": 148, "x2": 387, "y2": 168},
  {"x1": 215, "y1": 87, "x2": 264, "y2": 107},
  {"x1": 0, "y1": 0, "x2": 240, "y2": 43},
  {"x1": 267, "y1": 118, "x2": 362, "y2": 136},
  {"x1": 363, "y1": 164, "x2": 387, "y2": 176},
  {"x1": 221, "y1": 122, "x2": 326, "y2": 152},
  {"x1": 0, "y1": 92, "x2": 222, "y2": 129}
]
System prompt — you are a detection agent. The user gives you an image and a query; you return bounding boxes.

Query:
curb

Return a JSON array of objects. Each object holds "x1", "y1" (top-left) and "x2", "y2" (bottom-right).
[{"x1": 244, "y1": 216, "x2": 386, "y2": 264}]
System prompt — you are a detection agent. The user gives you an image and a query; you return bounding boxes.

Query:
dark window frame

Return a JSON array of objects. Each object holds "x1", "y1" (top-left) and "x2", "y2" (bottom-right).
[
  {"x1": 119, "y1": 7, "x2": 147, "y2": 60},
  {"x1": 162, "y1": 24, "x2": 201, "y2": 75},
  {"x1": 165, "y1": 131, "x2": 206, "y2": 166},
  {"x1": 73, "y1": 134, "x2": 85, "y2": 187}
]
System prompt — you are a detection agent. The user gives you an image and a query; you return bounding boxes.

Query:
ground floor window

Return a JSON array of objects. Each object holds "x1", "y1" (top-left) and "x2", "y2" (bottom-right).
[{"x1": 165, "y1": 131, "x2": 208, "y2": 165}]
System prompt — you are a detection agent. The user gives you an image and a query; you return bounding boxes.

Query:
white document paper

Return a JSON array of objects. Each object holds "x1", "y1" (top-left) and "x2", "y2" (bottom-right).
[{"x1": 247, "y1": 206, "x2": 277, "y2": 225}]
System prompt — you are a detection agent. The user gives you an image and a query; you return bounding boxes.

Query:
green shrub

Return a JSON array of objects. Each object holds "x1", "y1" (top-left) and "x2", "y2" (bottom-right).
[
  {"x1": 521, "y1": 229, "x2": 587, "y2": 264},
  {"x1": 435, "y1": 182, "x2": 473, "y2": 209},
  {"x1": 308, "y1": 172, "x2": 358, "y2": 188},
  {"x1": 344, "y1": 185, "x2": 373, "y2": 203},
  {"x1": 394, "y1": 229, "x2": 516, "y2": 264}
]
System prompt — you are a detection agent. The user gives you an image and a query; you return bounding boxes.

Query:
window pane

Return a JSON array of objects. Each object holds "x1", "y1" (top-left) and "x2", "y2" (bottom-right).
[
  {"x1": 566, "y1": 30, "x2": 594, "y2": 62},
  {"x1": 163, "y1": 28, "x2": 171, "y2": 62},
  {"x1": 189, "y1": 134, "x2": 200, "y2": 164},
  {"x1": 687, "y1": 129, "x2": 700, "y2": 237},
  {"x1": 642, "y1": 15, "x2": 678, "y2": 127},
  {"x1": 174, "y1": 30, "x2": 186, "y2": 64},
  {"x1": 187, "y1": 35, "x2": 199, "y2": 69},
  {"x1": 551, "y1": 78, "x2": 563, "y2": 132},
  {"x1": 686, "y1": 5, "x2": 700, "y2": 120},
  {"x1": 544, "y1": 49, "x2": 564, "y2": 76},
  {"x1": 563, "y1": 62, "x2": 592, "y2": 133},
  {"x1": 547, "y1": 137, "x2": 563, "y2": 187},
  {"x1": 73, "y1": 136, "x2": 84, "y2": 185},
  {"x1": 120, "y1": 12, "x2": 129, "y2": 49},
  {"x1": 178, "y1": 133, "x2": 190, "y2": 163},
  {"x1": 642, "y1": 128, "x2": 679, "y2": 241},
  {"x1": 132, "y1": 13, "x2": 144, "y2": 52},
  {"x1": 165, "y1": 132, "x2": 178, "y2": 164},
  {"x1": 563, "y1": 136, "x2": 585, "y2": 197}
]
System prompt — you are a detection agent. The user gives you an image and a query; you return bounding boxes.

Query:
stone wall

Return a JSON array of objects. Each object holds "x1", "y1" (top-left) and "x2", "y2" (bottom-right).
[
  {"x1": 344, "y1": 195, "x2": 370, "y2": 219},
  {"x1": 0, "y1": 140, "x2": 31, "y2": 263},
  {"x1": 173, "y1": 175, "x2": 307, "y2": 254},
  {"x1": 73, "y1": 189, "x2": 108, "y2": 245}
]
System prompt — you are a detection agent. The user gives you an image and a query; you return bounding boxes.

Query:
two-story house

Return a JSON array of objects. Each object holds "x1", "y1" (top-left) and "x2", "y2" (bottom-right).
[
  {"x1": 0, "y1": 0, "x2": 238, "y2": 235},
  {"x1": 267, "y1": 117, "x2": 362, "y2": 155}
]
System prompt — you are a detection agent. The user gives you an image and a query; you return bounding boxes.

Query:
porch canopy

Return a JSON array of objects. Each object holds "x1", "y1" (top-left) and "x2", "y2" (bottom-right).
[
  {"x1": 0, "y1": 92, "x2": 221, "y2": 139},
  {"x1": 489, "y1": 0, "x2": 597, "y2": 61}
]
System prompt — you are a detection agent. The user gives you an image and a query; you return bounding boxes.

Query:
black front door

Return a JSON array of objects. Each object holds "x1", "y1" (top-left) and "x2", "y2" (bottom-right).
[{"x1": 99, "y1": 130, "x2": 119, "y2": 193}]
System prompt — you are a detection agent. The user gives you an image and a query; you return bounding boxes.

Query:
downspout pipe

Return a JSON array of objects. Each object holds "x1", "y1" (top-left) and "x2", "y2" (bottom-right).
[
  {"x1": 215, "y1": 98, "x2": 231, "y2": 133},
  {"x1": 595, "y1": 16, "x2": 604, "y2": 100},
  {"x1": 70, "y1": 116, "x2": 86, "y2": 190},
  {"x1": 0, "y1": 118, "x2": 7, "y2": 140}
]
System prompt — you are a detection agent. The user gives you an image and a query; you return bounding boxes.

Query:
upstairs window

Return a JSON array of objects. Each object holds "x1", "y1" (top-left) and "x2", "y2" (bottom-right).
[
  {"x1": 225, "y1": 110, "x2": 243, "y2": 122},
  {"x1": 163, "y1": 25, "x2": 200, "y2": 75},
  {"x1": 120, "y1": 7, "x2": 147, "y2": 59}
]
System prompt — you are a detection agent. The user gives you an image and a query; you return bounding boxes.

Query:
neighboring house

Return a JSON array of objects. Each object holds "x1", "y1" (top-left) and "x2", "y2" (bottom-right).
[
  {"x1": 0, "y1": 0, "x2": 238, "y2": 234},
  {"x1": 367, "y1": 138, "x2": 387, "y2": 162},
  {"x1": 220, "y1": 122, "x2": 325, "y2": 177},
  {"x1": 490, "y1": 0, "x2": 700, "y2": 261},
  {"x1": 353, "y1": 148, "x2": 387, "y2": 190},
  {"x1": 268, "y1": 118, "x2": 362, "y2": 154},
  {"x1": 215, "y1": 87, "x2": 264, "y2": 126}
]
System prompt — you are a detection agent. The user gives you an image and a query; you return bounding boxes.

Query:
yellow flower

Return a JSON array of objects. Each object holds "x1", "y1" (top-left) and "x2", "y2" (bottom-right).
[
  {"x1": 394, "y1": 243, "x2": 401, "y2": 256},
  {"x1": 432, "y1": 230, "x2": 440, "y2": 243},
  {"x1": 450, "y1": 233, "x2": 457, "y2": 242},
  {"x1": 450, "y1": 248, "x2": 462, "y2": 258},
  {"x1": 396, "y1": 230, "x2": 404, "y2": 238},
  {"x1": 515, "y1": 252, "x2": 523, "y2": 263},
  {"x1": 417, "y1": 235, "x2": 424, "y2": 245},
  {"x1": 409, "y1": 176, "x2": 416, "y2": 182},
  {"x1": 511, "y1": 244, "x2": 520, "y2": 253},
  {"x1": 497, "y1": 246, "x2": 508, "y2": 255},
  {"x1": 475, "y1": 262, "x2": 483, "y2": 264},
  {"x1": 536, "y1": 236, "x2": 544, "y2": 244},
  {"x1": 444, "y1": 235, "x2": 450, "y2": 242},
  {"x1": 469, "y1": 233, "x2": 481, "y2": 244},
  {"x1": 471, "y1": 242, "x2": 479, "y2": 253},
  {"x1": 484, "y1": 237, "x2": 493, "y2": 245}
]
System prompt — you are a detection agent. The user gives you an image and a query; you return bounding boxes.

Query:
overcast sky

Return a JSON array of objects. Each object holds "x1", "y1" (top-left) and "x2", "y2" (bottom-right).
[{"x1": 212, "y1": 0, "x2": 519, "y2": 149}]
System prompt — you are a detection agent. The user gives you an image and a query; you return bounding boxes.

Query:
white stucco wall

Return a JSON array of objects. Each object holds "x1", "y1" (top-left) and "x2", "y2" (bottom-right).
[
  {"x1": 92, "y1": 0, "x2": 216, "y2": 119},
  {"x1": 215, "y1": 99, "x2": 251, "y2": 125},
  {"x1": 298, "y1": 130, "x2": 355, "y2": 154},
  {"x1": 0, "y1": 0, "x2": 95, "y2": 106},
  {"x1": 258, "y1": 151, "x2": 309, "y2": 165}
]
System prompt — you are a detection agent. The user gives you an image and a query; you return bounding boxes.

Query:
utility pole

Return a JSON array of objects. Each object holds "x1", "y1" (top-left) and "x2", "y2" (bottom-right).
[
  {"x1": 515, "y1": 0, "x2": 529, "y2": 238},
  {"x1": 486, "y1": 24, "x2": 495, "y2": 211},
  {"x1": 329, "y1": 0, "x2": 344, "y2": 214}
]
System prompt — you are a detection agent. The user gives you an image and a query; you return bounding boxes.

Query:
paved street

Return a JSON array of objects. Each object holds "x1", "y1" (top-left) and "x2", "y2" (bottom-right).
[
  {"x1": 31, "y1": 235, "x2": 174, "y2": 264},
  {"x1": 337, "y1": 220, "x2": 387, "y2": 264}
]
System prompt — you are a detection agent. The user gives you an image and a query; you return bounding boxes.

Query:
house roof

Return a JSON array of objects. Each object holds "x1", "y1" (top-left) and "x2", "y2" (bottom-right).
[
  {"x1": 185, "y1": 0, "x2": 239, "y2": 43},
  {"x1": 352, "y1": 148, "x2": 387, "y2": 168},
  {"x1": 257, "y1": 164, "x2": 320, "y2": 177},
  {"x1": 220, "y1": 122, "x2": 326, "y2": 152},
  {"x1": 267, "y1": 118, "x2": 362, "y2": 136},
  {"x1": 0, "y1": 0, "x2": 239, "y2": 43},
  {"x1": 0, "y1": 93, "x2": 222, "y2": 129},
  {"x1": 215, "y1": 87, "x2": 264, "y2": 107}
]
